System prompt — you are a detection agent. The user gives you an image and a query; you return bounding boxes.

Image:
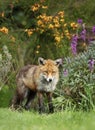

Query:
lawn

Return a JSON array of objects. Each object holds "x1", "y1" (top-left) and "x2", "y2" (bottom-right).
[{"x1": 0, "y1": 108, "x2": 95, "y2": 130}]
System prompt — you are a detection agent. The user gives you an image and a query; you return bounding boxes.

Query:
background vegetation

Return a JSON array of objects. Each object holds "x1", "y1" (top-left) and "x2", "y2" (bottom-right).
[
  {"x1": 0, "y1": 1, "x2": 95, "y2": 130},
  {"x1": 0, "y1": 0, "x2": 95, "y2": 112}
]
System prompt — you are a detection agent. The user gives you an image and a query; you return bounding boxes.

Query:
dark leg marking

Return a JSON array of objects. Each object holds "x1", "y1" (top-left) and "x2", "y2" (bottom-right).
[
  {"x1": 46, "y1": 92, "x2": 54, "y2": 113},
  {"x1": 24, "y1": 89, "x2": 36, "y2": 110}
]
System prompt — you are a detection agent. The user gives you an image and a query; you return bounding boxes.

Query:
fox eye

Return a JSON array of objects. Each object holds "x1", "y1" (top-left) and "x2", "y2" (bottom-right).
[
  {"x1": 52, "y1": 71, "x2": 56, "y2": 74},
  {"x1": 43, "y1": 71, "x2": 48, "y2": 73}
]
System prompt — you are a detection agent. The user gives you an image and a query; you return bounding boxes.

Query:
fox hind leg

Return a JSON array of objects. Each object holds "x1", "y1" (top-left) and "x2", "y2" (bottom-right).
[
  {"x1": 11, "y1": 90, "x2": 23, "y2": 110},
  {"x1": 11, "y1": 85, "x2": 28, "y2": 110}
]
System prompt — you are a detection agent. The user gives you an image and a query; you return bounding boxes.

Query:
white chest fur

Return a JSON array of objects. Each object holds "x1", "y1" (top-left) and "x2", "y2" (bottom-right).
[{"x1": 37, "y1": 77, "x2": 58, "y2": 92}]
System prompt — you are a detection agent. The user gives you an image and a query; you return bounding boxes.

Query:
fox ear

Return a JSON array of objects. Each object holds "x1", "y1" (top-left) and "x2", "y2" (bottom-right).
[
  {"x1": 55, "y1": 58, "x2": 62, "y2": 67},
  {"x1": 38, "y1": 57, "x2": 45, "y2": 65}
]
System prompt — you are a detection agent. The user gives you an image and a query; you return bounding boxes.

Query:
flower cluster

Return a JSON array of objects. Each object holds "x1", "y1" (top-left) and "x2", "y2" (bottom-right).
[
  {"x1": 70, "y1": 19, "x2": 88, "y2": 55},
  {"x1": 71, "y1": 35, "x2": 78, "y2": 55},
  {"x1": 24, "y1": 1, "x2": 78, "y2": 45},
  {"x1": 37, "y1": 12, "x2": 64, "y2": 42},
  {"x1": 35, "y1": 11, "x2": 78, "y2": 44}
]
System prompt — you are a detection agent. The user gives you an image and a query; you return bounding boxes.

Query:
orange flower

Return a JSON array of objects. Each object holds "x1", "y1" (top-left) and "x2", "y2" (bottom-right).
[
  {"x1": 25, "y1": 29, "x2": 33, "y2": 36},
  {"x1": 31, "y1": 4, "x2": 40, "y2": 12},
  {"x1": 54, "y1": 23, "x2": 60, "y2": 28},
  {"x1": 60, "y1": 19, "x2": 64, "y2": 22},
  {"x1": 37, "y1": 20, "x2": 43, "y2": 26},
  {"x1": 64, "y1": 23, "x2": 67, "y2": 27},
  {"x1": 70, "y1": 22, "x2": 78, "y2": 29},
  {"x1": 0, "y1": 27, "x2": 8, "y2": 34},
  {"x1": 58, "y1": 11, "x2": 64, "y2": 18},
  {"x1": 48, "y1": 24, "x2": 54, "y2": 29},
  {"x1": 0, "y1": 12, "x2": 4, "y2": 17},
  {"x1": 55, "y1": 36, "x2": 61, "y2": 42},
  {"x1": 65, "y1": 30, "x2": 71, "y2": 39}
]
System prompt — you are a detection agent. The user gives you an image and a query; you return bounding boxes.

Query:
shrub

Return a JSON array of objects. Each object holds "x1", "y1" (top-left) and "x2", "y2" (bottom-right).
[
  {"x1": 54, "y1": 41, "x2": 95, "y2": 111},
  {"x1": 0, "y1": 45, "x2": 12, "y2": 90}
]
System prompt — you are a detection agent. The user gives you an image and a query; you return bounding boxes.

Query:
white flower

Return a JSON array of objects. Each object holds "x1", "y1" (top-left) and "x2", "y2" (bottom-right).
[
  {"x1": 7, "y1": 53, "x2": 12, "y2": 60},
  {"x1": 3, "y1": 45, "x2": 8, "y2": 54}
]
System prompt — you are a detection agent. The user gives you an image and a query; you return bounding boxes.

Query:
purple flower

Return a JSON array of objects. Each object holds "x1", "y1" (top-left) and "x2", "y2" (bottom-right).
[
  {"x1": 92, "y1": 26, "x2": 95, "y2": 34},
  {"x1": 63, "y1": 69, "x2": 68, "y2": 77},
  {"x1": 88, "y1": 58, "x2": 95, "y2": 72},
  {"x1": 71, "y1": 35, "x2": 78, "y2": 55},
  {"x1": 77, "y1": 19, "x2": 83, "y2": 24},
  {"x1": 80, "y1": 29, "x2": 86, "y2": 41}
]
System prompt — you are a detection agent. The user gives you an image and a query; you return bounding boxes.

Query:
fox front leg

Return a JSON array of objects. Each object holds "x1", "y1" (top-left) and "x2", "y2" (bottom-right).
[
  {"x1": 24, "y1": 90, "x2": 36, "y2": 110},
  {"x1": 46, "y1": 92, "x2": 54, "y2": 113},
  {"x1": 37, "y1": 91, "x2": 45, "y2": 114}
]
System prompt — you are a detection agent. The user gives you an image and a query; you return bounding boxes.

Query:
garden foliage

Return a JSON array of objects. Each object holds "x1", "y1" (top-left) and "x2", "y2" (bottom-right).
[{"x1": 54, "y1": 42, "x2": 95, "y2": 111}]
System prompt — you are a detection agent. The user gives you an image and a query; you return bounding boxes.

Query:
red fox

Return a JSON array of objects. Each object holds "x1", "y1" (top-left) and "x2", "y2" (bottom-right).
[{"x1": 11, "y1": 57, "x2": 62, "y2": 113}]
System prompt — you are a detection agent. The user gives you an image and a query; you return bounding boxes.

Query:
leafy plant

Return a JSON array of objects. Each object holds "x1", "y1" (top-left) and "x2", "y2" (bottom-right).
[{"x1": 54, "y1": 41, "x2": 95, "y2": 111}]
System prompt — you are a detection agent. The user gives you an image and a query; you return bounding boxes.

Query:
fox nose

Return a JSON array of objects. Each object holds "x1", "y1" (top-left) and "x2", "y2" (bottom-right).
[{"x1": 48, "y1": 78, "x2": 52, "y2": 82}]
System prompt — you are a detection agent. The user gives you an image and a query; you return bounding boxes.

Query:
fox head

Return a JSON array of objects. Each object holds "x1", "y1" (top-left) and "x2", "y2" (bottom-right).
[{"x1": 38, "y1": 57, "x2": 62, "y2": 83}]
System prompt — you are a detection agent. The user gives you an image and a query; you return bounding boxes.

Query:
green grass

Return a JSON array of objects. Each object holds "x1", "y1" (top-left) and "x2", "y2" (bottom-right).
[{"x1": 0, "y1": 108, "x2": 95, "y2": 130}]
